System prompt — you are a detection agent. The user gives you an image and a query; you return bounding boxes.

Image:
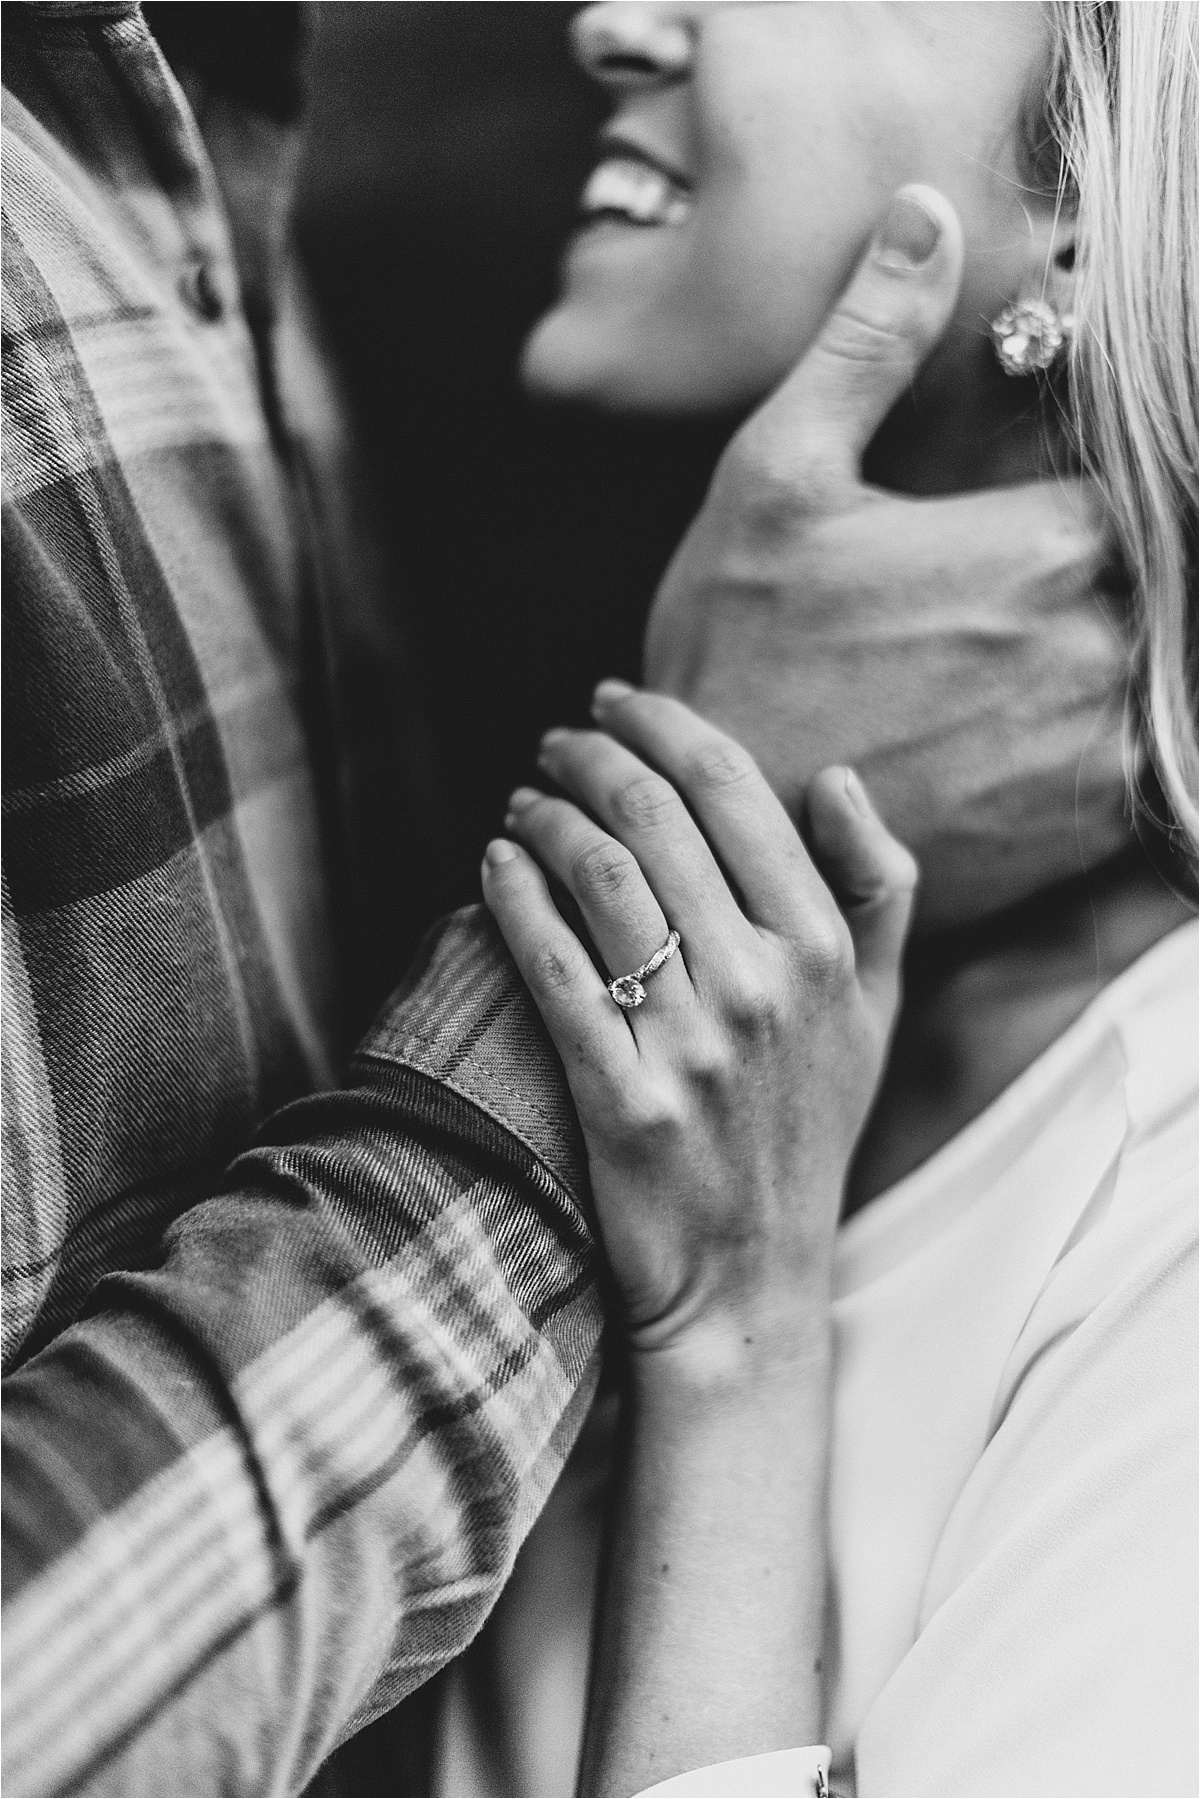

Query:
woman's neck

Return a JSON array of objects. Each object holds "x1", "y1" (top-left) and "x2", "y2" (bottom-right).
[
  {"x1": 863, "y1": 339, "x2": 1063, "y2": 496},
  {"x1": 845, "y1": 840, "x2": 1196, "y2": 1215}
]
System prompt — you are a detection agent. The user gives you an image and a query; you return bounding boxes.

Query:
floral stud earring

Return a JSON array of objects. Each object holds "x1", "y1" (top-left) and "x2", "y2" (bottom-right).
[{"x1": 990, "y1": 296, "x2": 1075, "y2": 377}]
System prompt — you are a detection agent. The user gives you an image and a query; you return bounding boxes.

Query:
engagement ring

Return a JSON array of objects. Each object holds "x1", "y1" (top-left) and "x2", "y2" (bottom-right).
[{"x1": 607, "y1": 930, "x2": 681, "y2": 1010}]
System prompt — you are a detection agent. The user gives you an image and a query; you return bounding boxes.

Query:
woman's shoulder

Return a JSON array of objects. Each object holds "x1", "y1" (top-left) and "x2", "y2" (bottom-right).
[
  {"x1": 886, "y1": 947, "x2": 1198, "y2": 1794},
  {"x1": 999, "y1": 919, "x2": 1198, "y2": 1397},
  {"x1": 939, "y1": 916, "x2": 1199, "y2": 1537},
  {"x1": 1108, "y1": 915, "x2": 1198, "y2": 1142},
  {"x1": 867, "y1": 1179, "x2": 1196, "y2": 1798},
  {"x1": 1028, "y1": 914, "x2": 1197, "y2": 1273}
]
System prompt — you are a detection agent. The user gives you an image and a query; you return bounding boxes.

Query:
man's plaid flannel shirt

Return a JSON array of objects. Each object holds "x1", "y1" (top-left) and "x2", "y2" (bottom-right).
[{"x1": 1, "y1": 7, "x2": 602, "y2": 1793}]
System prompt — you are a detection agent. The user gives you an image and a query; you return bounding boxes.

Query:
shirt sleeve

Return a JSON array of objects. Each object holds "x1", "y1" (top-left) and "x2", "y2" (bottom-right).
[
  {"x1": 853, "y1": 1188, "x2": 1198, "y2": 1799},
  {"x1": 2, "y1": 908, "x2": 604, "y2": 1798}
]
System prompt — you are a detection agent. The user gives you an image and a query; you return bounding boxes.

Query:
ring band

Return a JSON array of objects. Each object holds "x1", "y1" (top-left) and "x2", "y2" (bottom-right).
[{"x1": 607, "y1": 930, "x2": 680, "y2": 1010}]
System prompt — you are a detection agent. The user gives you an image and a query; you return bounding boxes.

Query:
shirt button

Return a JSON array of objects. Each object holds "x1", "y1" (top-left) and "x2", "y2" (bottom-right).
[{"x1": 179, "y1": 260, "x2": 224, "y2": 322}]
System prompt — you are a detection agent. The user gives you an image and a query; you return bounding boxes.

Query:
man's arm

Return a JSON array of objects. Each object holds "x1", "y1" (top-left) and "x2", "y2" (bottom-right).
[{"x1": 2, "y1": 908, "x2": 602, "y2": 1798}]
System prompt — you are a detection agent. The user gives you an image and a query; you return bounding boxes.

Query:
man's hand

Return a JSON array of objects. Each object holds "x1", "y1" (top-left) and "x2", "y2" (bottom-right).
[{"x1": 644, "y1": 185, "x2": 1131, "y2": 928}]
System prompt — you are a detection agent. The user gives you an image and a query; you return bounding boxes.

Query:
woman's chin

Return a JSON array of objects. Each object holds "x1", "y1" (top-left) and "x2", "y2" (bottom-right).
[
  {"x1": 519, "y1": 308, "x2": 751, "y2": 418},
  {"x1": 520, "y1": 313, "x2": 662, "y2": 414}
]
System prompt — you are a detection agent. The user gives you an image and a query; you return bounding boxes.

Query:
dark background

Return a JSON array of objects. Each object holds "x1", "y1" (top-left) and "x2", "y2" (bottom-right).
[
  {"x1": 291, "y1": 13, "x2": 725, "y2": 1783},
  {"x1": 294, "y1": 2, "x2": 729, "y2": 962}
]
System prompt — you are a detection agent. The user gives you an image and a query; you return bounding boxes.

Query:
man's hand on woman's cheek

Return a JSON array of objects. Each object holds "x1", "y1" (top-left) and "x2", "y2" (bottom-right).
[{"x1": 643, "y1": 185, "x2": 1130, "y2": 929}]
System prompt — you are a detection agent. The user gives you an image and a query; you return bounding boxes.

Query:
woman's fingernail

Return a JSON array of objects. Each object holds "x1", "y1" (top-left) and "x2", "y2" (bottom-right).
[
  {"x1": 843, "y1": 767, "x2": 872, "y2": 818},
  {"x1": 873, "y1": 193, "x2": 940, "y2": 270},
  {"x1": 484, "y1": 838, "x2": 518, "y2": 868},
  {"x1": 592, "y1": 677, "x2": 635, "y2": 713},
  {"x1": 507, "y1": 786, "x2": 541, "y2": 815},
  {"x1": 540, "y1": 727, "x2": 570, "y2": 750}
]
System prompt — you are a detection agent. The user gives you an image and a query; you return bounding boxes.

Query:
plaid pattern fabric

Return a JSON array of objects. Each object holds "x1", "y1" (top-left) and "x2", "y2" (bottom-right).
[{"x1": 1, "y1": 10, "x2": 600, "y2": 1793}]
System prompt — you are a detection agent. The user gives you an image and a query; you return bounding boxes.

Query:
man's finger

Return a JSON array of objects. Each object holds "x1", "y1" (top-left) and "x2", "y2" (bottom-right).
[{"x1": 733, "y1": 184, "x2": 964, "y2": 498}]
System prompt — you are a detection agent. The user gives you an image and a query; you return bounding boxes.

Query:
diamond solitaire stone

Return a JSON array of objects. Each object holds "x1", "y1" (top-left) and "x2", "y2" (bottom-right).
[{"x1": 606, "y1": 930, "x2": 680, "y2": 1010}]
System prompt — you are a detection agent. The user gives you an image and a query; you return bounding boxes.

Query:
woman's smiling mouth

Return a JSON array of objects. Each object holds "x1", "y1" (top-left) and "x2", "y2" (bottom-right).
[{"x1": 578, "y1": 137, "x2": 693, "y2": 230}]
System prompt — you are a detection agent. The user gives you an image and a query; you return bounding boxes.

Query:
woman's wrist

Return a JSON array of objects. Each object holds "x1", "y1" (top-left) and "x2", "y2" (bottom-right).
[
  {"x1": 623, "y1": 1246, "x2": 836, "y2": 1399},
  {"x1": 584, "y1": 1303, "x2": 833, "y2": 1796},
  {"x1": 626, "y1": 1305, "x2": 833, "y2": 1414}
]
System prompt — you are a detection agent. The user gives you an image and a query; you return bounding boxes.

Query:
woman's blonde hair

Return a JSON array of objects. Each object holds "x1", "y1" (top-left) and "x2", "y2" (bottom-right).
[{"x1": 1048, "y1": 0, "x2": 1198, "y2": 868}]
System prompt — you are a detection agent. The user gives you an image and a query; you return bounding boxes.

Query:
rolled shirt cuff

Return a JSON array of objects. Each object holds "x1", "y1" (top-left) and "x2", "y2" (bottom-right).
[{"x1": 636, "y1": 1744, "x2": 832, "y2": 1796}]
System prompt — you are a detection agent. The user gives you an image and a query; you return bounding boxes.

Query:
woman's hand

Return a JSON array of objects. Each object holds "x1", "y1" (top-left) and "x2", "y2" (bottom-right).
[{"x1": 481, "y1": 681, "x2": 917, "y2": 1376}]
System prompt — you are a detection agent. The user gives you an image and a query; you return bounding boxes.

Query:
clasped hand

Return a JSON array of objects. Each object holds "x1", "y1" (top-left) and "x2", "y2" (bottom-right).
[{"x1": 482, "y1": 687, "x2": 916, "y2": 1375}]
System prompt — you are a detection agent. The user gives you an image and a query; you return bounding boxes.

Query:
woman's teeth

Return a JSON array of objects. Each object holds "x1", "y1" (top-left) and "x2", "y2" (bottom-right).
[{"x1": 580, "y1": 157, "x2": 691, "y2": 228}]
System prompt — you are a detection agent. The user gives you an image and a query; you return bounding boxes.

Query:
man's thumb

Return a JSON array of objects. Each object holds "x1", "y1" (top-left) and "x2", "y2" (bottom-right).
[{"x1": 740, "y1": 185, "x2": 964, "y2": 495}]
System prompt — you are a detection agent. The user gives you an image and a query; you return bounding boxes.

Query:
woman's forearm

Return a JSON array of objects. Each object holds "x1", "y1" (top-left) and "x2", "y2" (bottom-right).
[
  {"x1": 579, "y1": 1327, "x2": 832, "y2": 1797},
  {"x1": 484, "y1": 689, "x2": 917, "y2": 1796}
]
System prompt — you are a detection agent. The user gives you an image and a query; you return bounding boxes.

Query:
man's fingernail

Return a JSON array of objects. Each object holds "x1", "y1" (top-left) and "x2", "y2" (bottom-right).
[
  {"x1": 507, "y1": 786, "x2": 540, "y2": 814},
  {"x1": 844, "y1": 768, "x2": 873, "y2": 818},
  {"x1": 484, "y1": 838, "x2": 518, "y2": 868},
  {"x1": 592, "y1": 677, "x2": 635, "y2": 712},
  {"x1": 540, "y1": 727, "x2": 570, "y2": 749},
  {"x1": 874, "y1": 194, "x2": 941, "y2": 270}
]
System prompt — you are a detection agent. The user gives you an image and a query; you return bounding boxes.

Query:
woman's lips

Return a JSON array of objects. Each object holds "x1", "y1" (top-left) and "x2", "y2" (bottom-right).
[{"x1": 579, "y1": 155, "x2": 692, "y2": 229}]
